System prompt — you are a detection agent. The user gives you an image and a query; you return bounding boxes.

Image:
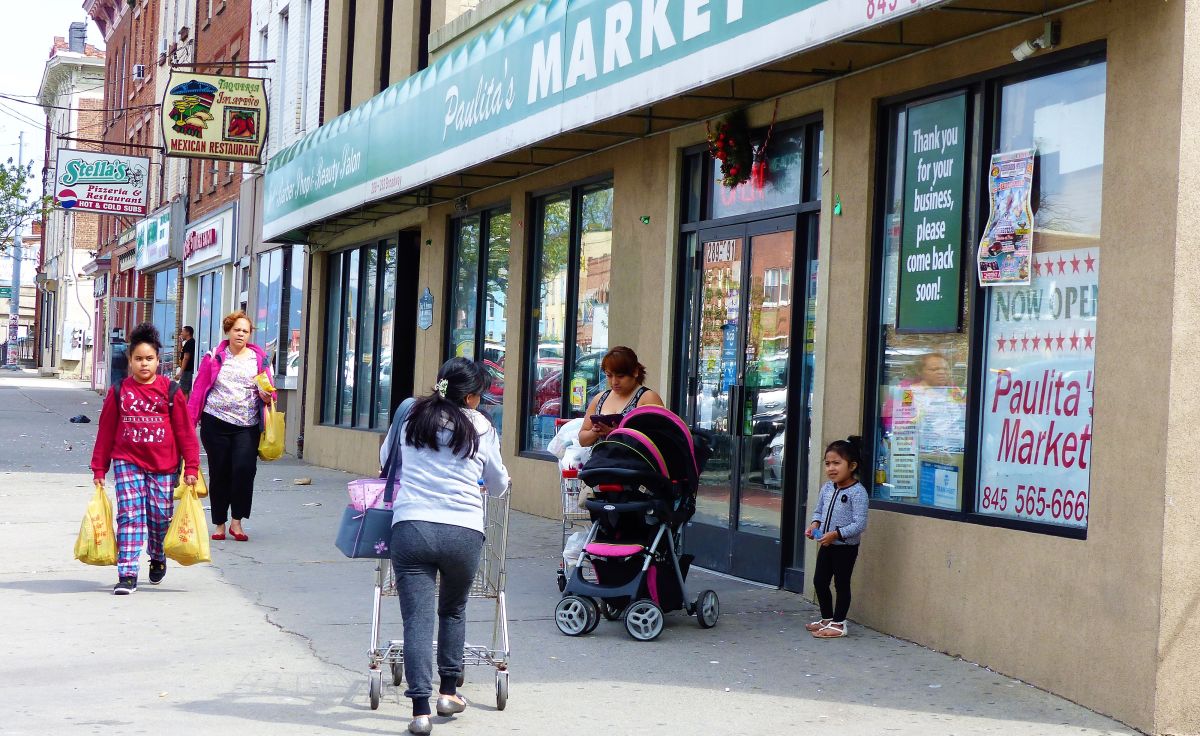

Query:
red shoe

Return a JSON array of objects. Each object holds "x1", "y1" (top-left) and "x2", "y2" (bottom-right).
[
  {"x1": 229, "y1": 529, "x2": 249, "y2": 542},
  {"x1": 211, "y1": 531, "x2": 226, "y2": 541}
]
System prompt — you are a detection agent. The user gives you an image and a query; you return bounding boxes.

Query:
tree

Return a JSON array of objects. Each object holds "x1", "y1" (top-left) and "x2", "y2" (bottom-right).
[{"x1": 0, "y1": 157, "x2": 48, "y2": 253}]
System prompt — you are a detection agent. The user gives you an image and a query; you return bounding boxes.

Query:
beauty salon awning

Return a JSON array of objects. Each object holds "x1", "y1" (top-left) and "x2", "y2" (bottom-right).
[{"x1": 263, "y1": 0, "x2": 1092, "y2": 244}]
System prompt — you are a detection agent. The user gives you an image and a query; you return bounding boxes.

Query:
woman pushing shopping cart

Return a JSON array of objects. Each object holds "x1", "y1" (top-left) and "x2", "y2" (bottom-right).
[{"x1": 369, "y1": 358, "x2": 512, "y2": 735}]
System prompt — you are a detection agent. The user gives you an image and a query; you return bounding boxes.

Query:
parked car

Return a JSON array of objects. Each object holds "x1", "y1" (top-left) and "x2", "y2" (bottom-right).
[{"x1": 532, "y1": 350, "x2": 606, "y2": 417}]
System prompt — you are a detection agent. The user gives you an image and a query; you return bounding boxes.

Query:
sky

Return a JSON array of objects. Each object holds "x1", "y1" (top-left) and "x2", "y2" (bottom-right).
[{"x1": 0, "y1": 3, "x2": 106, "y2": 203}]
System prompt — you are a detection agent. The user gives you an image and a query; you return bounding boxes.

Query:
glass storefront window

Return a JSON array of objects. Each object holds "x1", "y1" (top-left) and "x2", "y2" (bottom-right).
[
  {"x1": 196, "y1": 269, "x2": 224, "y2": 356},
  {"x1": 321, "y1": 240, "x2": 397, "y2": 429},
  {"x1": 255, "y1": 249, "x2": 284, "y2": 370},
  {"x1": 976, "y1": 60, "x2": 1105, "y2": 530},
  {"x1": 286, "y1": 245, "x2": 304, "y2": 379},
  {"x1": 254, "y1": 246, "x2": 306, "y2": 383},
  {"x1": 524, "y1": 182, "x2": 613, "y2": 452},
  {"x1": 151, "y1": 270, "x2": 178, "y2": 371},
  {"x1": 869, "y1": 55, "x2": 1106, "y2": 535},
  {"x1": 873, "y1": 105, "x2": 970, "y2": 511},
  {"x1": 447, "y1": 208, "x2": 510, "y2": 435}
]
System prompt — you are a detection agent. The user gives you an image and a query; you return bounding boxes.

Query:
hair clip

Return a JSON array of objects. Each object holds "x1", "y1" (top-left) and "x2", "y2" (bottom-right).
[{"x1": 435, "y1": 378, "x2": 449, "y2": 398}]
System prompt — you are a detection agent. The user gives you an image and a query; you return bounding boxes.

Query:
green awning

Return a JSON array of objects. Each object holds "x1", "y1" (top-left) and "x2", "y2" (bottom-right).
[{"x1": 263, "y1": 0, "x2": 949, "y2": 241}]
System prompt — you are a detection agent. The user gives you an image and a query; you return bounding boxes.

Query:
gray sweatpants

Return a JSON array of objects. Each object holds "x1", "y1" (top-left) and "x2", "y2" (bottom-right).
[{"x1": 390, "y1": 520, "x2": 484, "y2": 713}]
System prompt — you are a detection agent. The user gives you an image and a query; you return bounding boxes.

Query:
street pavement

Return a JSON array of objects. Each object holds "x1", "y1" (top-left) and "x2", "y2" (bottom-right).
[{"x1": 0, "y1": 373, "x2": 1138, "y2": 735}]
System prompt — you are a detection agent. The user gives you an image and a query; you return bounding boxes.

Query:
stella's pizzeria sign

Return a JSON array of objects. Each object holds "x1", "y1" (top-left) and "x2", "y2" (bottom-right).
[
  {"x1": 161, "y1": 72, "x2": 267, "y2": 164},
  {"x1": 54, "y1": 149, "x2": 149, "y2": 216}
]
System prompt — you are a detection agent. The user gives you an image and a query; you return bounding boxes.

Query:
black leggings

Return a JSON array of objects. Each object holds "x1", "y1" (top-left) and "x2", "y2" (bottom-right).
[
  {"x1": 813, "y1": 544, "x2": 860, "y2": 622},
  {"x1": 200, "y1": 413, "x2": 260, "y2": 525}
]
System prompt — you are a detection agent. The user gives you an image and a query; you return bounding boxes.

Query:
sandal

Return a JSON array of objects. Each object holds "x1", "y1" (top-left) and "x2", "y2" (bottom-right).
[
  {"x1": 812, "y1": 621, "x2": 848, "y2": 638},
  {"x1": 805, "y1": 618, "x2": 832, "y2": 632}
]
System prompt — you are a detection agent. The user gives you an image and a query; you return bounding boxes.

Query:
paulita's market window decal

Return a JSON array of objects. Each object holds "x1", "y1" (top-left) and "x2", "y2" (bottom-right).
[
  {"x1": 161, "y1": 72, "x2": 267, "y2": 164},
  {"x1": 54, "y1": 149, "x2": 150, "y2": 216}
]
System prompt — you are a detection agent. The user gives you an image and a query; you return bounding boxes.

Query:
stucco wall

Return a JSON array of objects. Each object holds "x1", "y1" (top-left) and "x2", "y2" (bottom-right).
[
  {"x1": 816, "y1": 2, "x2": 1182, "y2": 732},
  {"x1": 1156, "y1": 1, "x2": 1200, "y2": 733}
]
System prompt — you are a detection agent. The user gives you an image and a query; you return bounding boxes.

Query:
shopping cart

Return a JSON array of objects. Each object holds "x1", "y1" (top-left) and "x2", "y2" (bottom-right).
[
  {"x1": 557, "y1": 467, "x2": 591, "y2": 592},
  {"x1": 366, "y1": 485, "x2": 511, "y2": 711}
]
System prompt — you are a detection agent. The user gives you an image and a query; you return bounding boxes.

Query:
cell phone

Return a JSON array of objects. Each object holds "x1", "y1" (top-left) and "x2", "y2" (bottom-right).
[{"x1": 590, "y1": 414, "x2": 623, "y2": 427}]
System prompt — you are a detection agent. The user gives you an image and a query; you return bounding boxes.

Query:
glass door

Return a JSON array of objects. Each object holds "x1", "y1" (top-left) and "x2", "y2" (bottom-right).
[{"x1": 684, "y1": 217, "x2": 797, "y2": 584}]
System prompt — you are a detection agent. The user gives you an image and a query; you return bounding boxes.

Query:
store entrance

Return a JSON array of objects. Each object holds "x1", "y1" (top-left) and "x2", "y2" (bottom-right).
[{"x1": 682, "y1": 216, "x2": 814, "y2": 585}]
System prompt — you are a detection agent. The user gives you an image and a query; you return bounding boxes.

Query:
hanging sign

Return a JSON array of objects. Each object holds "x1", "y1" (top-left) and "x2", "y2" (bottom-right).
[
  {"x1": 135, "y1": 201, "x2": 183, "y2": 272},
  {"x1": 161, "y1": 72, "x2": 267, "y2": 163},
  {"x1": 976, "y1": 247, "x2": 1098, "y2": 529},
  {"x1": 977, "y1": 149, "x2": 1036, "y2": 286},
  {"x1": 896, "y1": 94, "x2": 967, "y2": 334},
  {"x1": 417, "y1": 288, "x2": 434, "y2": 330},
  {"x1": 54, "y1": 149, "x2": 150, "y2": 216}
]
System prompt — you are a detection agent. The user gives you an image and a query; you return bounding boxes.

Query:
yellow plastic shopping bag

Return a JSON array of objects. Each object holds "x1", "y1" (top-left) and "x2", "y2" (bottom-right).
[
  {"x1": 164, "y1": 484, "x2": 211, "y2": 566},
  {"x1": 173, "y1": 462, "x2": 208, "y2": 500},
  {"x1": 258, "y1": 400, "x2": 285, "y2": 461},
  {"x1": 74, "y1": 482, "x2": 116, "y2": 566}
]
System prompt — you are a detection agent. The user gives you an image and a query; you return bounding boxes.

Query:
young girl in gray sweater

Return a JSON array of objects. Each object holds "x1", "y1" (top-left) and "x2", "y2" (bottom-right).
[{"x1": 805, "y1": 436, "x2": 869, "y2": 639}]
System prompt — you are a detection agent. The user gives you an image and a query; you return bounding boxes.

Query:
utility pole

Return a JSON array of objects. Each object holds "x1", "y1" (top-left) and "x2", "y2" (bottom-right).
[{"x1": 5, "y1": 131, "x2": 24, "y2": 370}]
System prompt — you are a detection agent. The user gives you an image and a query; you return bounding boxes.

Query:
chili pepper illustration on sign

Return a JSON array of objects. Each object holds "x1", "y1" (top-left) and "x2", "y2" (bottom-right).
[{"x1": 224, "y1": 108, "x2": 258, "y2": 141}]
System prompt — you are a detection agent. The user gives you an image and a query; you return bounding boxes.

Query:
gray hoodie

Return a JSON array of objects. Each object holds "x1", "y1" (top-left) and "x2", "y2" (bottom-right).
[{"x1": 811, "y1": 480, "x2": 869, "y2": 546}]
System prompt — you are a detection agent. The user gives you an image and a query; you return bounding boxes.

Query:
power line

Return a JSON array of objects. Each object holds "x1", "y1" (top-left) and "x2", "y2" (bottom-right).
[
  {"x1": 0, "y1": 93, "x2": 156, "y2": 114},
  {"x1": 0, "y1": 103, "x2": 43, "y2": 130}
]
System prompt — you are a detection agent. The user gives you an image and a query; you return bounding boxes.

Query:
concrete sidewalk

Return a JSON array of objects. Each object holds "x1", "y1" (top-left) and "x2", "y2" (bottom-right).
[{"x1": 0, "y1": 374, "x2": 1138, "y2": 735}]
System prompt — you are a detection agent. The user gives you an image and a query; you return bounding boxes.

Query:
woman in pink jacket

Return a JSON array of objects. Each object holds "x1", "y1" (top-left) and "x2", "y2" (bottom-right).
[{"x1": 187, "y1": 310, "x2": 276, "y2": 542}]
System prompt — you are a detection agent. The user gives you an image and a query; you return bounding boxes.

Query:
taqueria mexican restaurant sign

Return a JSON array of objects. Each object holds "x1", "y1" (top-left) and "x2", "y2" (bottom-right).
[
  {"x1": 263, "y1": 0, "x2": 947, "y2": 240},
  {"x1": 54, "y1": 149, "x2": 150, "y2": 216},
  {"x1": 161, "y1": 72, "x2": 267, "y2": 164}
]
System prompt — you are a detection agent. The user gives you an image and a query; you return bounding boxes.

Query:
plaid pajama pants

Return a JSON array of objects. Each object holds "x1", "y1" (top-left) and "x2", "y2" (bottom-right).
[{"x1": 113, "y1": 460, "x2": 176, "y2": 579}]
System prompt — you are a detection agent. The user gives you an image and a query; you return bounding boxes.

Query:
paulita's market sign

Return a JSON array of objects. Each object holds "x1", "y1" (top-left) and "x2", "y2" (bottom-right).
[
  {"x1": 54, "y1": 149, "x2": 150, "y2": 216},
  {"x1": 161, "y1": 72, "x2": 268, "y2": 164},
  {"x1": 263, "y1": 0, "x2": 946, "y2": 240}
]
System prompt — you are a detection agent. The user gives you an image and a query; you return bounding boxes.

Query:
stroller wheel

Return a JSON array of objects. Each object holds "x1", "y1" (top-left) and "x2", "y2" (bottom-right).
[
  {"x1": 556, "y1": 571, "x2": 566, "y2": 592},
  {"x1": 600, "y1": 599, "x2": 625, "y2": 621},
  {"x1": 582, "y1": 599, "x2": 601, "y2": 634},
  {"x1": 624, "y1": 599, "x2": 665, "y2": 641},
  {"x1": 695, "y1": 589, "x2": 720, "y2": 628},
  {"x1": 555, "y1": 595, "x2": 598, "y2": 636}
]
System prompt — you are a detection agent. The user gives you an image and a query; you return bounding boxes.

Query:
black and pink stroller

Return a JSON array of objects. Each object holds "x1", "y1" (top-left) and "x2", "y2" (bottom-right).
[{"x1": 553, "y1": 406, "x2": 718, "y2": 641}]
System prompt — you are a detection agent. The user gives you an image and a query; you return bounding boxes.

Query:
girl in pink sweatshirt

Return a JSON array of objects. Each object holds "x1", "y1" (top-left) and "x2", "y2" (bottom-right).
[{"x1": 90, "y1": 322, "x2": 200, "y2": 595}]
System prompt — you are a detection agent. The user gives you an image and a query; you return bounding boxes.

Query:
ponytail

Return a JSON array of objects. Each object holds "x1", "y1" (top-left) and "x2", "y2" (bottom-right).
[
  {"x1": 404, "y1": 357, "x2": 492, "y2": 458},
  {"x1": 825, "y1": 435, "x2": 864, "y2": 478}
]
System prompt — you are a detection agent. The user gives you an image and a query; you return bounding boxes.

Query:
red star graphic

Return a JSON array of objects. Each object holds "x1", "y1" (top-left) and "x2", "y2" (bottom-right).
[
  {"x1": 1031, "y1": 334, "x2": 1042, "y2": 350},
  {"x1": 1084, "y1": 331, "x2": 1095, "y2": 350},
  {"x1": 1033, "y1": 260, "x2": 1042, "y2": 277},
  {"x1": 1084, "y1": 253, "x2": 1096, "y2": 272},
  {"x1": 1055, "y1": 333, "x2": 1066, "y2": 350},
  {"x1": 1057, "y1": 256, "x2": 1067, "y2": 274},
  {"x1": 1070, "y1": 254, "x2": 1081, "y2": 273},
  {"x1": 1008, "y1": 336, "x2": 1019, "y2": 351},
  {"x1": 1020, "y1": 334, "x2": 1030, "y2": 351},
  {"x1": 1069, "y1": 333, "x2": 1080, "y2": 350},
  {"x1": 997, "y1": 333, "x2": 1006, "y2": 352}
]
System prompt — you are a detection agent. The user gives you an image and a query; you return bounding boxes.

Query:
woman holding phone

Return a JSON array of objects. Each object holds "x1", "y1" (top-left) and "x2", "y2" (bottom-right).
[{"x1": 578, "y1": 346, "x2": 664, "y2": 447}]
